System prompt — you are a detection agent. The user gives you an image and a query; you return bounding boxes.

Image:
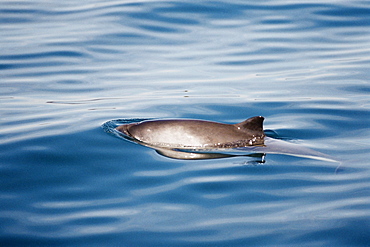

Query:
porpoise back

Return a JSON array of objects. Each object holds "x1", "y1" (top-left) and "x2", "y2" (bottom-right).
[{"x1": 115, "y1": 116, "x2": 265, "y2": 148}]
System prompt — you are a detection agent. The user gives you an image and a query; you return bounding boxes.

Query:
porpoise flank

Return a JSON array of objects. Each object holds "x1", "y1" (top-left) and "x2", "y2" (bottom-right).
[{"x1": 115, "y1": 116, "x2": 265, "y2": 148}]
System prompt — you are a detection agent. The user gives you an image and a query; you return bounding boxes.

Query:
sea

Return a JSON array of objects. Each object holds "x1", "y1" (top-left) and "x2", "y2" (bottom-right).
[{"x1": 1, "y1": 0, "x2": 369, "y2": 246}]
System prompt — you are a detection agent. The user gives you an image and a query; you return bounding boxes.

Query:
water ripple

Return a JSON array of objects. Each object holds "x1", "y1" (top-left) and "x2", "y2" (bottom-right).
[{"x1": 1, "y1": 0, "x2": 370, "y2": 246}]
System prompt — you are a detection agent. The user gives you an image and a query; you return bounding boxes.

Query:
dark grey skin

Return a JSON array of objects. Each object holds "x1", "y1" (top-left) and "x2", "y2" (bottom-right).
[{"x1": 115, "y1": 116, "x2": 265, "y2": 148}]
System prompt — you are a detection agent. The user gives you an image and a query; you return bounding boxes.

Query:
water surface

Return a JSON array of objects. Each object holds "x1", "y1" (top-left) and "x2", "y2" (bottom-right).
[{"x1": 1, "y1": 0, "x2": 370, "y2": 246}]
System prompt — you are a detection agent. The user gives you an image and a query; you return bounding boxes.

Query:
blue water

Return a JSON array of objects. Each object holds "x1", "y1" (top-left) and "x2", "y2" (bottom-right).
[{"x1": 1, "y1": 0, "x2": 370, "y2": 246}]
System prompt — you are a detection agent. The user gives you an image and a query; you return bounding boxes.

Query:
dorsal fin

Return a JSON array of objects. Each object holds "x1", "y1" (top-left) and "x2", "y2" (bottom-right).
[{"x1": 235, "y1": 116, "x2": 264, "y2": 133}]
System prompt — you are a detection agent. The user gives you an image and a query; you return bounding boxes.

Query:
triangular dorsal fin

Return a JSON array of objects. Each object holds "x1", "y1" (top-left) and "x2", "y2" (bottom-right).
[{"x1": 234, "y1": 116, "x2": 264, "y2": 133}]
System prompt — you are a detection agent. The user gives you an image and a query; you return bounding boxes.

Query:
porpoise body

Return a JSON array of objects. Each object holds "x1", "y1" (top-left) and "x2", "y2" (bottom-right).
[{"x1": 115, "y1": 116, "x2": 265, "y2": 148}]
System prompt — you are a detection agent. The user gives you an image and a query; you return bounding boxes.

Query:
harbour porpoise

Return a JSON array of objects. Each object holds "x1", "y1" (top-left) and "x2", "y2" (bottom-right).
[
  {"x1": 109, "y1": 116, "x2": 337, "y2": 163},
  {"x1": 115, "y1": 116, "x2": 265, "y2": 148}
]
